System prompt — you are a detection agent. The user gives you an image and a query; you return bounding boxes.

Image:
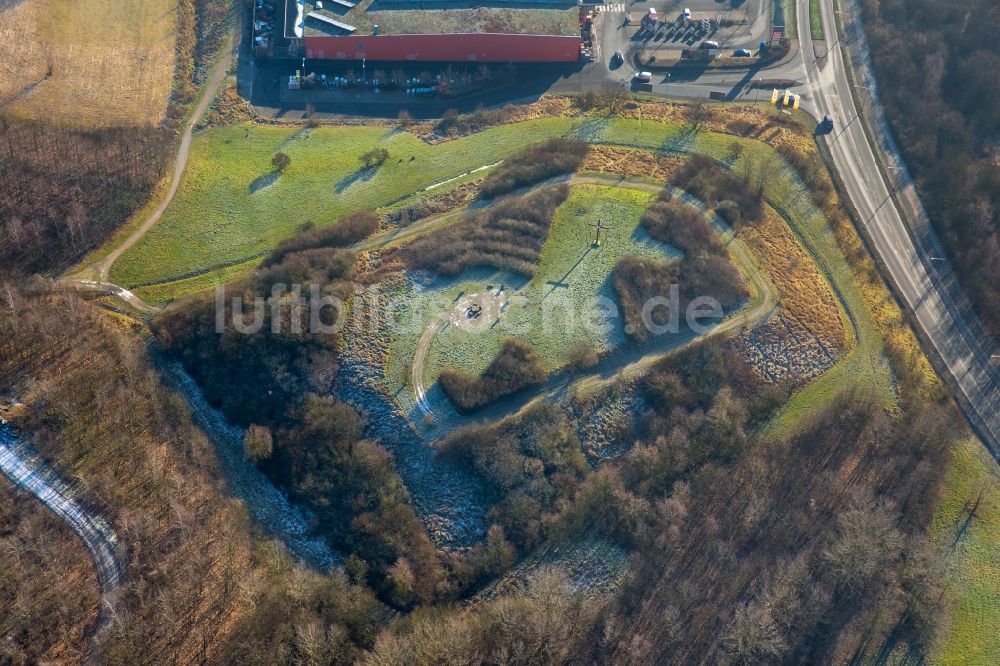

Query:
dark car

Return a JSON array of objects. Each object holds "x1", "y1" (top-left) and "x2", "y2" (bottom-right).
[{"x1": 733, "y1": 48, "x2": 752, "y2": 57}]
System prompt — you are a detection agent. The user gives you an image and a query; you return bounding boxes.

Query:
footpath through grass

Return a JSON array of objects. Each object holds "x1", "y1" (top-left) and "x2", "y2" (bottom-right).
[
  {"x1": 114, "y1": 112, "x2": 892, "y2": 417},
  {"x1": 402, "y1": 184, "x2": 666, "y2": 384},
  {"x1": 111, "y1": 120, "x2": 573, "y2": 289},
  {"x1": 932, "y1": 439, "x2": 1000, "y2": 665}
]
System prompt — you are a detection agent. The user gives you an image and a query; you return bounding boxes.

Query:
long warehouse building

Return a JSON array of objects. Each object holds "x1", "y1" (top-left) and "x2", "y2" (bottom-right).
[{"x1": 279, "y1": 0, "x2": 583, "y2": 62}]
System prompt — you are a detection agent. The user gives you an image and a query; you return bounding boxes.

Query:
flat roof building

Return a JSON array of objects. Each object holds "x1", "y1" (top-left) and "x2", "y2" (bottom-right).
[{"x1": 281, "y1": 0, "x2": 582, "y2": 62}]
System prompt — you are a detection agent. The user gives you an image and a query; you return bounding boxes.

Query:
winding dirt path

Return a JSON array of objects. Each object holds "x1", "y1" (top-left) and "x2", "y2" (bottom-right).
[
  {"x1": 408, "y1": 175, "x2": 778, "y2": 434},
  {"x1": 0, "y1": 425, "x2": 121, "y2": 662},
  {"x1": 61, "y1": 29, "x2": 240, "y2": 312}
]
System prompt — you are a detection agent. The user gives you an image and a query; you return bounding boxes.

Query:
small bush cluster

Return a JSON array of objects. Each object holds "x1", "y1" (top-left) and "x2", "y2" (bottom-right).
[
  {"x1": 479, "y1": 139, "x2": 589, "y2": 198},
  {"x1": 439, "y1": 339, "x2": 549, "y2": 413},
  {"x1": 673, "y1": 154, "x2": 762, "y2": 226},
  {"x1": 776, "y1": 143, "x2": 834, "y2": 207},
  {"x1": 438, "y1": 403, "x2": 586, "y2": 550},
  {"x1": 263, "y1": 210, "x2": 379, "y2": 267},
  {"x1": 384, "y1": 180, "x2": 480, "y2": 227},
  {"x1": 435, "y1": 102, "x2": 519, "y2": 136},
  {"x1": 359, "y1": 147, "x2": 390, "y2": 169},
  {"x1": 612, "y1": 242, "x2": 747, "y2": 342},
  {"x1": 640, "y1": 193, "x2": 726, "y2": 257},
  {"x1": 403, "y1": 185, "x2": 569, "y2": 277}
]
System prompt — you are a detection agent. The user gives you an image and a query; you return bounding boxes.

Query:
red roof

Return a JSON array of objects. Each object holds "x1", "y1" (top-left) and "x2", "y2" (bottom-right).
[{"x1": 304, "y1": 33, "x2": 581, "y2": 62}]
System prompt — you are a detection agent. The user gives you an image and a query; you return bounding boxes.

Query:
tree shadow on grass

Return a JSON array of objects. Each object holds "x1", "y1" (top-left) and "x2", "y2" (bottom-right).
[
  {"x1": 249, "y1": 170, "x2": 281, "y2": 194},
  {"x1": 335, "y1": 166, "x2": 379, "y2": 194}
]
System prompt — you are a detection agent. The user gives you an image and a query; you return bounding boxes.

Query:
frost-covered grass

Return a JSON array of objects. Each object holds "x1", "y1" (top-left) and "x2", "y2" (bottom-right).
[{"x1": 385, "y1": 184, "x2": 671, "y2": 403}]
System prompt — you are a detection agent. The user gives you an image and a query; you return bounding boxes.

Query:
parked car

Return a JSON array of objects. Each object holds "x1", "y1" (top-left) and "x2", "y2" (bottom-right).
[
  {"x1": 633, "y1": 71, "x2": 652, "y2": 83},
  {"x1": 733, "y1": 48, "x2": 752, "y2": 57}
]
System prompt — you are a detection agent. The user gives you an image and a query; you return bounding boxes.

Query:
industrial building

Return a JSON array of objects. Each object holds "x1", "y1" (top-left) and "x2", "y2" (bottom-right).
[{"x1": 258, "y1": 0, "x2": 584, "y2": 63}]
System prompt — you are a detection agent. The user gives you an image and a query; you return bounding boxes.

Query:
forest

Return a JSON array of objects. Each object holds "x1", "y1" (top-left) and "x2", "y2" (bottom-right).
[
  {"x1": 861, "y1": 0, "x2": 1000, "y2": 336},
  {"x1": 0, "y1": 0, "x2": 234, "y2": 281},
  {"x1": 152, "y1": 211, "x2": 451, "y2": 607}
]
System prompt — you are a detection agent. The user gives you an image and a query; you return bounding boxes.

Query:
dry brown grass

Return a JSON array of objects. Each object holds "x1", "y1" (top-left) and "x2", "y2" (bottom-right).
[
  {"x1": 580, "y1": 145, "x2": 683, "y2": 181},
  {"x1": 0, "y1": 0, "x2": 175, "y2": 126},
  {"x1": 742, "y1": 205, "x2": 848, "y2": 353}
]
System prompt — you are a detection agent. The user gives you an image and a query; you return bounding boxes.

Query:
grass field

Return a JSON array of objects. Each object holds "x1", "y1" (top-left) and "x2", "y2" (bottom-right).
[
  {"x1": 110, "y1": 113, "x2": 807, "y2": 290},
  {"x1": 382, "y1": 184, "x2": 673, "y2": 416},
  {"x1": 407, "y1": 184, "x2": 665, "y2": 379},
  {"x1": 809, "y1": 0, "x2": 824, "y2": 41},
  {"x1": 110, "y1": 110, "x2": 894, "y2": 421},
  {"x1": 932, "y1": 439, "x2": 1000, "y2": 664},
  {"x1": 0, "y1": 0, "x2": 175, "y2": 126},
  {"x1": 773, "y1": 0, "x2": 797, "y2": 40},
  {"x1": 110, "y1": 120, "x2": 576, "y2": 287}
]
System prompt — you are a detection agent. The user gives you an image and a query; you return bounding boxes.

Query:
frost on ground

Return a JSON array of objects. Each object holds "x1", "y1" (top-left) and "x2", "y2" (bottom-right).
[
  {"x1": 475, "y1": 533, "x2": 631, "y2": 603},
  {"x1": 734, "y1": 314, "x2": 838, "y2": 383},
  {"x1": 336, "y1": 277, "x2": 491, "y2": 549},
  {"x1": 570, "y1": 379, "x2": 644, "y2": 463},
  {"x1": 159, "y1": 362, "x2": 338, "y2": 570}
]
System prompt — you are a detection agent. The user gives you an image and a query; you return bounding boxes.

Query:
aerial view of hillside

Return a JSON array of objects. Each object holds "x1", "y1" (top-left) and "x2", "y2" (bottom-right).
[{"x1": 0, "y1": 0, "x2": 997, "y2": 663}]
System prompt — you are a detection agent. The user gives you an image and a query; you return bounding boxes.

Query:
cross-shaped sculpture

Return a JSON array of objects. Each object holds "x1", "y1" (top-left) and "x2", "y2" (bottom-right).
[{"x1": 590, "y1": 219, "x2": 607, "y2": 247}]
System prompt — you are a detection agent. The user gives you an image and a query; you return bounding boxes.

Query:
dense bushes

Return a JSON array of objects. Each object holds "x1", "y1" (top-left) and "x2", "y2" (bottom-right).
[
  {"x1": 402, "y1": 184, "x2": 568, "y2": 277},
  {"x1": 612, "y1": 253, "x2": 747, "y2": 342},
  {"x1": 153, "y1": 217, "x2": 442, "y2": 608},
  {"x1": 221, "y1": 554, "x2": 384, "y2": 665},
  {"x1": 673, "y1": 154, "x2": 763, "y2": 226},
  {"x1": 861, "y1": 0, "x2": 1000, "y2": 336},
  {"x1": 479, "y1": 139, "x2": 589, "y2": 198},
  {"x1": 641, "y1": 193, "x2": 726, "y2": 257},
  {"x1": 614, "y1": 192, "x2": 748, "y2": 340},
  {"x1": 439, "y1": 404, "x2": 586, "y2": 550},
  {"x1": 439, "y1": 339, "x2": 549, "y2": 413},
  {"x1": 263, "y1": 210, "x2": 379, "y2": 268},
  {"x1": 363, "y1": 569, "x2": 607, "y2": 665}
]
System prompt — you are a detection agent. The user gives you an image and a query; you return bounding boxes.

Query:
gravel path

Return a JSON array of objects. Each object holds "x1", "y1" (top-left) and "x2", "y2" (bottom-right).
[
  {"x1": 158, "y1": 361, "x2": 339, "y2": 569},
  {"x1": 336, "y1": 285, "x2": 491, "y2": 549},
  {"x1": 0, "y1": 422, "x2": 121, "y2": 661}
]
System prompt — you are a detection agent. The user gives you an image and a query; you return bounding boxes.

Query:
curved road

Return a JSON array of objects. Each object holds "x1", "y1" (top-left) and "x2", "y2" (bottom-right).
[
  {"x1": 599, "y1": 0, "x2": 999, "y2": 458},
  {"x1": 797, "y1": 0, "x2": 1000, "y2": 457},
  {"x1": 0, "y1": 424, "x2": 121, "y2": 659}
]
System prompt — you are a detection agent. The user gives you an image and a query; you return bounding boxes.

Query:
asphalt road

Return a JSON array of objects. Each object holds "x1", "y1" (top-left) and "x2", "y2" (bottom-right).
[
  {"x1": 600, "y1": 0, "x2": 1000, "y2": 459},
  {"x1": 795, "y1": 0, "x2": 1000, "y2": 458}
]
